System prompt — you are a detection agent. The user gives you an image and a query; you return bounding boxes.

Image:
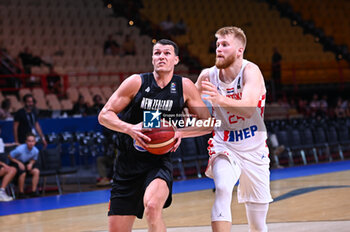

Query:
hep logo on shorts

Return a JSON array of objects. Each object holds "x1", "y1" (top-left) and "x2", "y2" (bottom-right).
[{"x1": 143, "y1": 110, "x2": 161, "y2": 128}]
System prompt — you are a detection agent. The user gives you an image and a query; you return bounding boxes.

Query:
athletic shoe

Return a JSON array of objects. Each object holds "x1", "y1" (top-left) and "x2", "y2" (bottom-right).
[{"x1": 0, "y1": 190, "x2": 13, "y2": 202}]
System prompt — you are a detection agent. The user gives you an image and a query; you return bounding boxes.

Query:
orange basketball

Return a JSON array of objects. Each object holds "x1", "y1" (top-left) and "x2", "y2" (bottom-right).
[{"x1": 143, "y1": 122, "x2": 176, "y2": 155}]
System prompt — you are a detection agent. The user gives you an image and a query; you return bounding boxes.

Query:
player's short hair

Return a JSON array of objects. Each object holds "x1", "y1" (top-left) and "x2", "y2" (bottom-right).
[
  {"x1": 215, "y1": 26, "x2": 247, "y2": 50},
  {"x1": 154, "y1": 39, "x2": 179, "y2": 56}
]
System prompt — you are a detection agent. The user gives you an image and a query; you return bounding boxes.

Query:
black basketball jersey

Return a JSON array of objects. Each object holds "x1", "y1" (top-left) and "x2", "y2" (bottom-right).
[{"x1": 114, "y1": 72, "x2": 185, "y2": 176}]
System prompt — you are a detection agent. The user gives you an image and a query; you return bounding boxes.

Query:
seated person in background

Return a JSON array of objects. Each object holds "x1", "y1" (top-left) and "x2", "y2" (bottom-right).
[
  {"x1": 96, "y1": 128, "x2": 116, "y2": 187},
  {"x1": 47, "y1": 66, "x2": 63, "y2": 96},
  {"x1": 267, "y1": 132, "x2": 285, "y2": 169},
  {"x1": 159, "y1": 14, "x2": 175, "y2": 35},
  {"x1": 8, "y1": 133, "x2": 40, "y2": 198},
  {"x1": 0, "y1": 127, "x2": 18, "y2": 202},
  {"x1": 104, "y1": 34, "x2": 121, "y2": 56},
  {"x1": 174, "y1": 18, "x2": 187, "y2": 35},
  {"x1": 0, "y1": 160, "x2": 16, "y2": 201},
  {"x1": 0, "y1": 98, "x2": 12, "y2": 120},
  {"x1": 72, "y1": 95, "x2": 89, "y2": 116},
  {"x1": 18, "y1": 47, "x2": 52, "y2": 74},
  {"x1": 89, "y1": 94, "x2": 104, "y2": 115},
  {"x1": 122, "y1": 34, "x2": 136, "y2": 56}
]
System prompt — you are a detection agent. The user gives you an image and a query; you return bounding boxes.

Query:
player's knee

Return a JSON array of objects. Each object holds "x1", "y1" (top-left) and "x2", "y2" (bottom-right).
[{"x1": 215, "y1": 181, "x2": 232, "y2": 197}]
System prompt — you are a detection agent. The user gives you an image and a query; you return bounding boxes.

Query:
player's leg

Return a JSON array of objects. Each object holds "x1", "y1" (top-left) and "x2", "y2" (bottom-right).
[
  {"x1": 245, "y1": 202, "x2": 269, "y2": 232},
  {"x1": 143, "y1": 178, "x2": 169, "y2": 232},
  {"x1": 211, "y1": 156, "x2": 241, "y2": 232},
  {"x1": 109, "y1": 215, "x2": 136, "y2": 232},
  {"x1": 238, "y1": 160, "x2": 272, "y2": 232}
]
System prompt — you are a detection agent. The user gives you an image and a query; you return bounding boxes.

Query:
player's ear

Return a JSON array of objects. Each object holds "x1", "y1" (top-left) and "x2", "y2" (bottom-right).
[
  {"x1": 237, "y1": 47, "x2": 244, "y2": 57},
  {"x1": 174, "y1": 56, "x2": 179, "y2": 65}
]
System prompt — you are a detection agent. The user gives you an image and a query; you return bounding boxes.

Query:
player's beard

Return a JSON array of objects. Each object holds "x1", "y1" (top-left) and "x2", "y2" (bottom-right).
[{"x1": 215, "y1": 54, "x2": 235, "y2": 69}]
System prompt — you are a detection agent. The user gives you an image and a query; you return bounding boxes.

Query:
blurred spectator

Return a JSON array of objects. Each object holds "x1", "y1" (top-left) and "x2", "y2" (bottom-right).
[
  {"x1": 159, "y1": 14, "x2": 175, "y2": 35},
  {"x1": 13, "y1": 94, "x2": 47, "y2": 148},
  {"x1": 18, "y1": 47, "x2": 52, "y2": 74},
  {"x1": 122, "y1": 34, "x2": 136, "y2": 56},
  {"x1": 89, "y1": 94, "x2": 104, "y2": 115},
  {"x1": 174, "y1": 18, "x2": 187, "y2": 35},
  {"x1": 319, "y1": 94, "x2": 329, "y2": 117},
  {"x1": 8, "y1": 132, "x2": 40, "y2": 198},
  {"x1": 46, "y1": 66, "x2": 63, "y2": 96},
  {"x1": 0, "y1": 126, "x2": 17, "y2": 202},
  {"x1": 297, "y1": 97, "x2": 309, "y2": 116},
  {"x1": 335, "y1": 97, "x2": 346, "y2": 118},
  {"x1": 309, "y1": 93, "x2": 321, "y2": 117},
  {"x1": 96, "y1": 128, "x2": 116, "y2": 187},
  {"x1": 0, "y1": 160, "x2": 16, "y2": 201},
  {"x1": 271, "y1": 47, "x2": 282, "y2": 101},
  {"x1": 72, "y1": 95, "x2": 89, "y2": 116},
  {"x1": 0, "y1": 45, "x2": 22, "y2": 89},
  {"x1": 345, "y1": 100, "x2": 350, "y2": 118},
  {"x1": 267, "y1": 132, "x2": 285, "y2": 169},
  {"x1": 103, "y1": 34, "x2": 121, "y2": 56},
  {"x1": 0, "y1": 98, "x2": 12, "y2": 120}
]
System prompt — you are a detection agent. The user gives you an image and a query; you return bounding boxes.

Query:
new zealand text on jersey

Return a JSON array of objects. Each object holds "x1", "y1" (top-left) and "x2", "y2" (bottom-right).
[{"x1": 140, "y1": 97, "x2": 173, "y2": 111}]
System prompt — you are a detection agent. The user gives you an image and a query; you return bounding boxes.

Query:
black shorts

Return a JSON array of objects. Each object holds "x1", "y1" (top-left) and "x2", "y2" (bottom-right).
[
  {"x1": 108, "y1": 166, "x2": 173, "y2": 219},
  {"x1": 10, "y1": 161, "x2": 39, "y2": 178}
]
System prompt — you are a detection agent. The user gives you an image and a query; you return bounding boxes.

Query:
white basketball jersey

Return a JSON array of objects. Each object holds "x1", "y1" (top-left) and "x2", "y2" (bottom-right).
[{"x1": 208, "y1": 59, "x2": 268, "y2": 157}]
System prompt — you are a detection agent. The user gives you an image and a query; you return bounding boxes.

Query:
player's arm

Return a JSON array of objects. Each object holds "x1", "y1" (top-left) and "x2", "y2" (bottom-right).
[
  {"x1": 98, "y1": 74, "x2": 151, "y2": 148},
  {"x1": 194, "y1": 68, "x2": 210, "y2": 93},
  {"x1": 180, "y1": 78, "x2": 213, "y2": 138},
  {"x1": 202, "y1": 63, "x2": 265, "y2": 118}
]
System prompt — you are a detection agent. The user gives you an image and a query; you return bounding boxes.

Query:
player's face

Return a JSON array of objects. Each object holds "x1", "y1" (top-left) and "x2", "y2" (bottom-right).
[
  {"x1": 215, "y1": 35, "x2": 237, "y2": 69},
  {"x1": 152, "y1": 44, "x2": 179, "y2": 73},
  {"x1": 26, "y1": 136, "x2": 36, "y2": 149}
]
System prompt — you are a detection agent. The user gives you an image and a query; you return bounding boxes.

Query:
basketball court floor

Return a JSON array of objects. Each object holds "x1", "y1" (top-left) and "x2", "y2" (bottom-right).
[{"x1": 1, "y1": 160, "x2": 350, "y2": 232}]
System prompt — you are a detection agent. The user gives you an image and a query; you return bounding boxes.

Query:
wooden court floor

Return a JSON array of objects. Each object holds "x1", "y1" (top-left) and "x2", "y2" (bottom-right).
[{"x1": 1, "y1": 170, "x2": 350, "y2": 232}]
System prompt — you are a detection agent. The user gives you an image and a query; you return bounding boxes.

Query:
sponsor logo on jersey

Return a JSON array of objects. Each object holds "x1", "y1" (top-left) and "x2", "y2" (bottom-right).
[
  {"x1": 223, "y1": 125, "x2": 258, "y2": 142},
  {"x1": 170, "y1": 82, "x2": 176, "y2": 93}
]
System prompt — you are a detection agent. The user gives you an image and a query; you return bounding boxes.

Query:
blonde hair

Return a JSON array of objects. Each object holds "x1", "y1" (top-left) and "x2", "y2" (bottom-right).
[{"x1": 215, "y1": 26, "x2": 247, "y2": 50}]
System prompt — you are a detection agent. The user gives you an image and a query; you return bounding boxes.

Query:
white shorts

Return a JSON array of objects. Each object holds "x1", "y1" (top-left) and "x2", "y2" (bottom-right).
[{"x1": 206, "y1": 140, "x2": 273, "y2": 204}]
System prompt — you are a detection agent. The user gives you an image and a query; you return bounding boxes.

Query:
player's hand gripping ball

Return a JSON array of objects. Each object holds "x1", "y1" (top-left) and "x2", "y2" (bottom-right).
[{"x1": 143, "y1": 120, "x2": 176, "y2": 155}]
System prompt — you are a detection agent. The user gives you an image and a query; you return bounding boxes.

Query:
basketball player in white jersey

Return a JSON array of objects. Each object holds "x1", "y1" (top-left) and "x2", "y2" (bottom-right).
[{"x1": 195, "y1": 26, "x2": 272, "y2": 232}]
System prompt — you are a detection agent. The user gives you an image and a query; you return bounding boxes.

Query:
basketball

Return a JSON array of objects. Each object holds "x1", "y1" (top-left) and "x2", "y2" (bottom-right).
[{"x1": 143, "y1": 121, "x2": 176, "y2": 155}]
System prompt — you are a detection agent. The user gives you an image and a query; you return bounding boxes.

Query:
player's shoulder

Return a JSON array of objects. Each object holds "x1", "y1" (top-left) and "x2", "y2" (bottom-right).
[
  {"x1": 199, "y1": 67, "x2": 212, "y2": 79},
  {"x1": 181, "y1": 76, "x2": 196, "y2": 88},
  {"x1": 243, "y1": 61, "x2": 263, "y2": 78},
  {"x1": 120, "y1": 74, "x2": 142, "y2": 87},
  {"x1": 244, "y1": 61, "x2": 261, "y2": 73}
]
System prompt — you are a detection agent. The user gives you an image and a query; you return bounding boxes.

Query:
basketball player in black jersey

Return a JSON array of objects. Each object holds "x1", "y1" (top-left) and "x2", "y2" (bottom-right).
[{"x1": 98, "y1": 39, "x2": 212, "y2": 232}]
